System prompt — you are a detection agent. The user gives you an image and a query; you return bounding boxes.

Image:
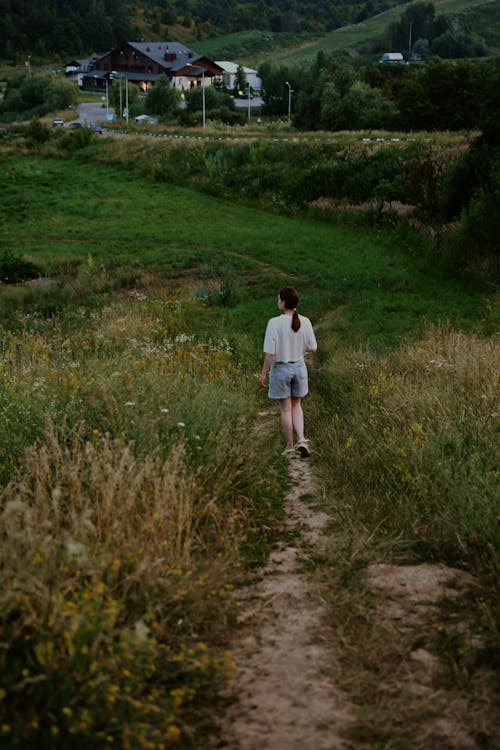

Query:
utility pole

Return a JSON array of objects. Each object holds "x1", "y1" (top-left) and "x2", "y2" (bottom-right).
[{"x1": 285, "y1": 81, "x2": 293, "y2": 120}]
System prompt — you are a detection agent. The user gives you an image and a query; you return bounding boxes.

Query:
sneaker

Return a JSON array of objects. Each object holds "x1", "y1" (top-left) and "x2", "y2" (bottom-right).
[
  {"x1": 281, "y1": 447, "x2": 297, "y2": 458},
  {"x1": 295, "y1": 439, "x2": 311, "y2": 458}
]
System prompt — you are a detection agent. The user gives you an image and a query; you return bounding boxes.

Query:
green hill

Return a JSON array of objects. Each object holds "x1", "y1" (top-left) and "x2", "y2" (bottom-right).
[{"x1": 194, "y1": 0, "x2": 497, "y2": 67}]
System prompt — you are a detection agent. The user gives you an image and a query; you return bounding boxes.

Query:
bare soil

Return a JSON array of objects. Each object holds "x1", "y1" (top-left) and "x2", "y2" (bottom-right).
[
  {"x1": 219, "y1": 454, "x2": 354, "y2": 750},
  {"x1": 216, "y1": 423, "x2": 499, "y2": 750}
]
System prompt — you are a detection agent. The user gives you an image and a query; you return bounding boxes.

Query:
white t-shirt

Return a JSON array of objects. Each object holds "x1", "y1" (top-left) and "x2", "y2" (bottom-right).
[{"x1": 263, "y1": 313, "x2": 317, "y2": 363}]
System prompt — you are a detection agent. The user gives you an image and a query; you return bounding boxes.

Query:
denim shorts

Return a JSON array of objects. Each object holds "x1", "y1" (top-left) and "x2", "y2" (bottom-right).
[{"x1": 268, "y1": 359, "x2": 309, "y2": 400}]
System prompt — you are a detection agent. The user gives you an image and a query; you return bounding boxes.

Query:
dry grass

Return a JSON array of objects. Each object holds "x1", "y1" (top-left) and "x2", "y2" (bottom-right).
[{"x1": 0, "y1": 288, "x2": 283, "y2": 749}]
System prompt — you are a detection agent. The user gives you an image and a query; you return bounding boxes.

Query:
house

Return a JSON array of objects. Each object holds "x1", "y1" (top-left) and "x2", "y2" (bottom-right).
[
  {"x1": 379, "y1": 52, "x2": 404, "y2": 64},
  {"x1": 65, "y1": 56, "x2": 99, "y2": 86},
  {"x1": 87, "y1": 42, "x2": 223, "y2": 92},
  {"x1": 214, "y1": 61, "x2": 262, "y2": 92}
]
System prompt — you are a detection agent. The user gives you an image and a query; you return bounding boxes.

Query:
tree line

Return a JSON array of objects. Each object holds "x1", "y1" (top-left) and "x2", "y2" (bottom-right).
[
  {"x1": 260, "y1": 55, "x2": 498, "y2": 132},
  {"x1": 0, "y1": 0, "x2": 132, "y2": 59},
  {"x1": 0, "y1": 0, "x2": 452, "y2": 60}
]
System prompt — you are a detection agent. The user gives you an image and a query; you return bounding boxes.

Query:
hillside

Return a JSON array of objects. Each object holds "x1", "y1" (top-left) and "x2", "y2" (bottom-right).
[
  {"x1": 194, "y1": 0, "x2": 498, "y2": 67},
  {"x1": 0, "y1": 0, "x2": 497, "y2": 62}
]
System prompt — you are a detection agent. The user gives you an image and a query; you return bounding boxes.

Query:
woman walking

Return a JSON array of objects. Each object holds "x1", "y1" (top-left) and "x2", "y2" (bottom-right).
[{"x1": 259, "y1": 286, "x2": 317, "y2": 457}]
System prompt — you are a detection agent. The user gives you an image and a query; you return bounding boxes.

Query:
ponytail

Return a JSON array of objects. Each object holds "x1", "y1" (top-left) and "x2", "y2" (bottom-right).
[{"x1": 279, "y1": 286, "x2": 301, "y2": 332}]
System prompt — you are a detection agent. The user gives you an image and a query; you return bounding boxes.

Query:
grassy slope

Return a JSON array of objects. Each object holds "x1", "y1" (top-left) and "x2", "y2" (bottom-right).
[
  {"x1": 0, "y1": 153, "x2": 489, "y2": 349},
  {"x1": 194, "y1": 0, "x2": 495, "y2": 67}
]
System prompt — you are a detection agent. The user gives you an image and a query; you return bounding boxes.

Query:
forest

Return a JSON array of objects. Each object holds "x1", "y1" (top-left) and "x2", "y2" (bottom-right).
[{"x1": 0, "y1": 0, "x2": 455, "y2": 59}]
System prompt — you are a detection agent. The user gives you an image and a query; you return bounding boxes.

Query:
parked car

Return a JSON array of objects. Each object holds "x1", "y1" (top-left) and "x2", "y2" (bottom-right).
[
  {"x1": 90, "y1": 123, "x2": 103, "y2": 134},
  {"x1": 52, "y1": 118, "x2": 64, "y2": 127},
  {"x1": 134, "y1": 114, "x2": 157, "y2": 124},
  {"x1": 69, "y1": 121, "x2": 82, "y2": 129}
]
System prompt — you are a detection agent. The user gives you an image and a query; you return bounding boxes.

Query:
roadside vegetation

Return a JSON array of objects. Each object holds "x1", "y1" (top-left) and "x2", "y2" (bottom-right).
[{"x1": 0, "y1": 109, "x2": 498, "y2": 748}]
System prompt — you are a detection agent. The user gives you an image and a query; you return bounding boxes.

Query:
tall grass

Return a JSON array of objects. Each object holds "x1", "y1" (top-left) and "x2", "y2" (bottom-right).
[
  {"x1": 0, "y1": 288, "x2": 283, "y2": 749},
  {"x1": 312, "y1": 324, "x2": 500, "y2": 584}
]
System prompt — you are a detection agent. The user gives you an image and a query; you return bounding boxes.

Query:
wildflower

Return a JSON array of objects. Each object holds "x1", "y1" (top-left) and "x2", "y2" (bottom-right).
[
  {"x1": 124, "y1": 401, "x2": 135, "y2": 407},
  {"x1": 177, "y1": 422, "x2": 185, "y2": 428},
  {"x1": 92, "y1": 428, "x2": 100, "y2": 436},
  {"x1": 161, "y1": 408, "x2": 169, "y2": 413},
  {"x1": 167, "y1": 725, "x2": 181, "y2": 742}
]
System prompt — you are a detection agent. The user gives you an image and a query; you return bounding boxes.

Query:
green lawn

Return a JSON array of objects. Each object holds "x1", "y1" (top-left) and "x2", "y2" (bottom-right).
[{"x1": 0, "y1": 153, "x2": 490, "y2": 350}]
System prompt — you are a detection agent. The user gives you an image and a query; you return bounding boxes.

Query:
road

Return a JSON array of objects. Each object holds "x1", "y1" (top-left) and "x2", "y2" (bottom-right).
[
  {"x1": 73, "y1": 95, "x2": 263, "y2": 126},
  {"x1": 73, "y1": 100, "x2": 113, "y2": 125}
]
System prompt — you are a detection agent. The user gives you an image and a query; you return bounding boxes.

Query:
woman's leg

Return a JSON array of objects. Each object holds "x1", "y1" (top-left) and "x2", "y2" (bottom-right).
[
  {"x1": 291, "y1": 397, "x2": 305, "y2": 442},
  {"x1": 278, "y1": 397, "x2": 294, "y2": 449}
]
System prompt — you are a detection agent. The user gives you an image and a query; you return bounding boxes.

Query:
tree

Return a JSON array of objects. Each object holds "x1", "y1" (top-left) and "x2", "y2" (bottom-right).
[
  {"x1": 185, "y1": 85, "x2": 234, "y2": 113},
  {"x1": 431, "y1": 30, "x2": 487, "y2": 59},
  {"x1": 387, "y1": 2, "x2": 436, "y2": 52},
  {"x1": 145, "y1": 76, "x2": 180, "y2": 118},
  {"x1": 108, "y1": 78, "x2": 140, "y2": 118},
  {"x1": 47, "y1": 76, "x2": 79, "y2": 110},
  {"x1": 343, "y1": 81, "x2": 396, "y2": 129},
  {"x1": 320, "y1": 76, "x2": 395, "y2": 130},
  {"x1": 233, "y1": 65, "x2": 247, "y2": 97},
  {"x1": 397, "y1": 59, "x2": 487, "y2": 130}
]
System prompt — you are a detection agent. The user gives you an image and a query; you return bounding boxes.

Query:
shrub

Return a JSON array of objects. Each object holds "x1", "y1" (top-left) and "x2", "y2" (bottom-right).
[
  {"x1": 0, "y1": 251, "x2": 40, "y2": 284},
  {"x1": 25, "y1": 118, "x2": 52, "y2": 144}
]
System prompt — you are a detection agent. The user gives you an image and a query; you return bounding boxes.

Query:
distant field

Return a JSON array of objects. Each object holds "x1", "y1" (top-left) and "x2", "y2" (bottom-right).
[
  {"x1": 0, "y1": 152, "x2": 489, "y2": 348},
  {"x1": 196, "y1": 0, "x2": 496, "y2": 67}
]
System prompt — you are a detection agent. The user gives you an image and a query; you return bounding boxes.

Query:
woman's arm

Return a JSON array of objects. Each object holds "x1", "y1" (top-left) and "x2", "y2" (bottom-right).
[{"x1": 259, "y1": 353, "x2": 274, "y2": 387}]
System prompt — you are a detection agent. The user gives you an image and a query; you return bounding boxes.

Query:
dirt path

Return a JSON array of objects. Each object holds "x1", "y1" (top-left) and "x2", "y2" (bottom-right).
[
  {"x1": 217, "y1": 421, "x2": 499, "y2": 750},
  {"x1": 219, "y1": 448, "x2": 355, "y2": 750}
]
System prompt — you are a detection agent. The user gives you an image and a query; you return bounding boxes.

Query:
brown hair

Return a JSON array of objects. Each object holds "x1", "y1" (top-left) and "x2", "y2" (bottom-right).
[{"x1": 279, "y1": 286, "x2": 300, "y2": 332}]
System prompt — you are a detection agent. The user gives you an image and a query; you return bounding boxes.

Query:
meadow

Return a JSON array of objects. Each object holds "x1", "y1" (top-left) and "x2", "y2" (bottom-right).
[{"x1": 0, "y1": 137, "x2": 498, "y2": 748}]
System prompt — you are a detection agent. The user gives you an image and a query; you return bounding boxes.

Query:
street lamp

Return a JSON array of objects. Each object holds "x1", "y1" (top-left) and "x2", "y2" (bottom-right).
[
  {"x1": 111, "y1": 71, "x2": 129, "y2": 124},
  {"x1": 186, "y1": 63, "x2": 206, "y2": 128},
  {"x1": 246, "y1": 82, "x2": 251, "y2": 123},
  {"x1": 285, "y1": 81, "x2": 293, "y2": 120}
]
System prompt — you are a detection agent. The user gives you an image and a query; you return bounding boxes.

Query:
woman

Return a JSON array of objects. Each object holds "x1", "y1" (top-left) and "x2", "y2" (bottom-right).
[{"x1": 259, "y1": 286, "x2": 317, "y2": 457}]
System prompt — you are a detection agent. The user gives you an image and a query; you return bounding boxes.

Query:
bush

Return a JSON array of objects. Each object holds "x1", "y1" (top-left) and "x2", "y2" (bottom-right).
[
  {"x1": 25, "y1": 118, "x2": 52, "y2": 144},
  {"x1": 206, "y1": 107, "x2": 246, "y2": 126},
  {"x1": 60, "y1": 126, "x2": 96, "y2": 151},
  {"x1": 0, "y1": 251, "x2": 40, "y2": 284}
]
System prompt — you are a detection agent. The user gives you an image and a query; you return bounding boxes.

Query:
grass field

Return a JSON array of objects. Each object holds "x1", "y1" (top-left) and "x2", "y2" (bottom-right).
[
  {"x1": 0, "y1": 145, "x2": 498, "y2": 748},
  {"x1": 0, "y1": 153, "x2": 490, "y2": 348}
]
